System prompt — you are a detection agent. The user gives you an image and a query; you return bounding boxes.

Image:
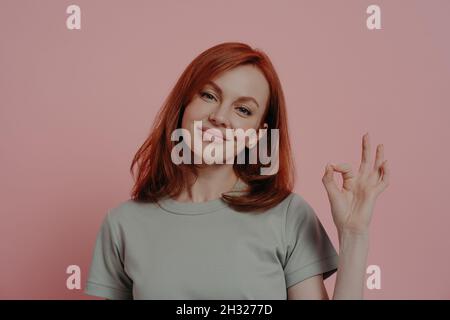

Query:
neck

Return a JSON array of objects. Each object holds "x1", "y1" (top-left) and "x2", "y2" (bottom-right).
[{"x1": 175, "y1": 164, "x2": 238, "y2": 202}]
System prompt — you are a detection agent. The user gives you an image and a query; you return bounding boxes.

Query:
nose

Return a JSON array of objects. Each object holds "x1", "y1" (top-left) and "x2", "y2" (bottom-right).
[{"x1": 208, "y1": 104, "x2": 231, "y2": 128}]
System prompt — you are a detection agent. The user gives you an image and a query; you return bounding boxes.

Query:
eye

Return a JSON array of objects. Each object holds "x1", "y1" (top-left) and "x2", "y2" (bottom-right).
[
  {"x1": 236, "y1": 105, "x2": 252, "y2": 116},
  {"x1": 200, "y1": 91, "x2": 217, "y2": 102}
]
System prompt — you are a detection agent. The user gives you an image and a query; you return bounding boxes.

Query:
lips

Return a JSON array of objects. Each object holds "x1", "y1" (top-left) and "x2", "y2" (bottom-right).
[{"x1": 200, "y1": 126, "x2": 228, "y2": 142}]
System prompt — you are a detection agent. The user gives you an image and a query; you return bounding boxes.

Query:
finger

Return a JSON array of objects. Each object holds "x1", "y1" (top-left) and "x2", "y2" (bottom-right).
[
  {"x1": 322, "y1": 163, "x2": 340, "y2": 197},
  {"x1": 359, "y1": 133, "x2": 371, "y2": 173},
  {"x1": 333, "y1": 162, "x2": 355, "y2": 191},
  {"x1": 375, "y1": 160, "x2": 390, "y2": 194},
  {"x1": 373, "y1": 144, "x2": 384, "y2": 171},
  {"x1": 381, "y1": 160, "x2": 390, "y2": 185}
]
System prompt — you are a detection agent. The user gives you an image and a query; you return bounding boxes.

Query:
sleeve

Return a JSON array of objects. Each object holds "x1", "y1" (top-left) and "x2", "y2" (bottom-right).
[
  {"x1": 84, "y1": 211, "x2": 133, "y2": 299},
  {"x1": 282, "y1": 194, "x2": 339, "y2": 288}
]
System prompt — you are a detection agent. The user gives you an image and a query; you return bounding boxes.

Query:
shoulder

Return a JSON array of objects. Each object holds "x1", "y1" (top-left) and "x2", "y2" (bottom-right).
[
  {"x1": 268, "y1": 192, "x2": 313, "y2": 212},
  {"x1": 106, "y1": 199, "x2": 159, "y2": 225},
  {"x1": 264, "y1": 192, "x2": 315, "y2": 220},
  {"x1": 275, "y1": 192, "x2": 319, "y2": 225},
  {"x1": 286, "y1": 193, "x2": 315, "y2": 212}
]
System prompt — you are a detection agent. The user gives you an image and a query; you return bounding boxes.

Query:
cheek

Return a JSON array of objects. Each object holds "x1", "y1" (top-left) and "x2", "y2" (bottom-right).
[
  {"x1": 181, "y1": 102, "x2": 209, "y2": 128},
  {"x1": 231, "y1": 106, "x2": 266, "y2": 131},
  {"x1": 230, "y1": 116, "x2": 262, "y2": 131}
]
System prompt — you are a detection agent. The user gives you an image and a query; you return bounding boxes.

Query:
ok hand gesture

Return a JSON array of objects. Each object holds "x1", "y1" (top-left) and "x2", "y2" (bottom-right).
[{"x1": 322, "y1": 133, "x2": 390, "y2": 234}]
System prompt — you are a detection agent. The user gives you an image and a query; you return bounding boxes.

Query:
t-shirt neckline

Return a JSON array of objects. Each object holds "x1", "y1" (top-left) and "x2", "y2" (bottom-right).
[{"x1": 157, "y1": 179, "x2": 247, "y2": 215}]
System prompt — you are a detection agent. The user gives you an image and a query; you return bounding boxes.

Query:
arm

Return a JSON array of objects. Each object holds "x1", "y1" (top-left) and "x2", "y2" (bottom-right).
[
  {"x1": 287, "y1": 230, "x2": 369, "y2": 300},
  {"x1": 289, "y1": 133, "x2": 389, "y2": 300},
  {"x1": 287, "y1": 275, "x2": 329, "y2": 300},
  {"x1": 332, "y1": 228, "x2": 369, "y2": 299}
]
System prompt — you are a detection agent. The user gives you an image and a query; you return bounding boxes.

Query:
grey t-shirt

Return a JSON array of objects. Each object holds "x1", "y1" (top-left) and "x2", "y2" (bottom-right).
[{"x1": 84, "y1": 193, "x2": 339, "y2": 299}]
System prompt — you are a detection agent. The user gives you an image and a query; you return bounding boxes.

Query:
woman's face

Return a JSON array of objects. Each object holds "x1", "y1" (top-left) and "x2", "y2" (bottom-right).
[{"x1": 181, "y1": 65, "x2": 270, "y2": 164}]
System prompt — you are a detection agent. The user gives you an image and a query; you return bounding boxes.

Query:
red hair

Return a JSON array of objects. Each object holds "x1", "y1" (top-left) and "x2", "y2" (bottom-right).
[{"x1": 130, "y1": 42, "x2": 295, "y2": 212}]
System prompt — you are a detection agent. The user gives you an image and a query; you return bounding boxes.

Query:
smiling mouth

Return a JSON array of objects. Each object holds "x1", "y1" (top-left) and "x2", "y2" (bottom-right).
[{"x1": 197, "y1": 126, "x2": 228, "y2": 142}]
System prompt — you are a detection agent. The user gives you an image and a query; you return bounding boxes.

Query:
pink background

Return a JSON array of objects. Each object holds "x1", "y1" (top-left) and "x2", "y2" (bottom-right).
[{"x1": 1, "y1": 0, "x2": 449, "y2": 299}]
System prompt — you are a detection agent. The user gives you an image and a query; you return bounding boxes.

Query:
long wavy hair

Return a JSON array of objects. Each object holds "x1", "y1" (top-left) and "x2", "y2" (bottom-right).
[{"x1": 130, "y1": 42, "x2": 295, "y2": 212}]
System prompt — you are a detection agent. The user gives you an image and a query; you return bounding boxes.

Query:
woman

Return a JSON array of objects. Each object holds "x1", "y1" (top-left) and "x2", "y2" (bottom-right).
[{"x1": 84, "y1": 42, "x2": 389, "y2": 300}]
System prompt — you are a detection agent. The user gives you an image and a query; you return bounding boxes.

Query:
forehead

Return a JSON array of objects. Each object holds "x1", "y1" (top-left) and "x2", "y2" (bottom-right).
[{"x1": 208, "y1": 65, "x2": 270, "y2": 107}]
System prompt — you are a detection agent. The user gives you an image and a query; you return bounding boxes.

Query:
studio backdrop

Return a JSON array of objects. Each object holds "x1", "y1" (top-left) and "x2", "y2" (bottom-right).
[{"x1": 1, "y1": 0, "x2": 449, "y2": 299}]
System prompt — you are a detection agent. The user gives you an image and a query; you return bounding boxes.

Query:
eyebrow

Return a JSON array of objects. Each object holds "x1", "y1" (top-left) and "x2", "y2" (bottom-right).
[{"x1": 204, "y1": 80, "x2": 260, "y2": 108}]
